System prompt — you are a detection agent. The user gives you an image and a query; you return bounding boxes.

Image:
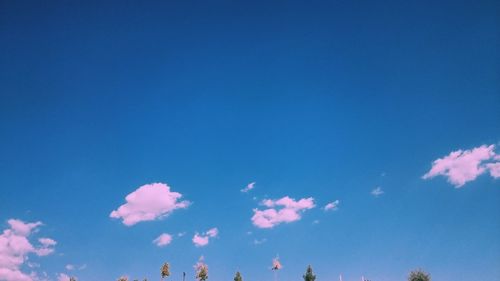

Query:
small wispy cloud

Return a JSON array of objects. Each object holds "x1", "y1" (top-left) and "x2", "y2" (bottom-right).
[
  {"x1": 323, "y1": 200, "x2": 340, "y2": 211},
  {"x1": 153, "y1": 233, "x2": 173, "y2": 247},
  {"x1": 241, "y1": 182, "x2": 256, "y2": 193},
  {"x1": 192, "y1": 227, "x2": 219, "y2": 247},
  {"x1": 253, "y1": 238, "x2": 267, "y2": 245},
  {"x1": 371, "y1": 187, "x2": 384, "y2": 197},
  {"x1": 66, "y1": 264, "x2": 87, "y2": 271}
]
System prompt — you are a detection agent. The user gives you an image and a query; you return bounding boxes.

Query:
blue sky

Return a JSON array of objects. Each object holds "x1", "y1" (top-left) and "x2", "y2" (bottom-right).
[{"x1": 0, "y1": 1, "x2": 499, "y2": 281}]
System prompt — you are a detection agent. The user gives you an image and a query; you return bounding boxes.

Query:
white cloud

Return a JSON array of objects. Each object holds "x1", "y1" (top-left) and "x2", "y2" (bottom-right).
[
  {"x1": 110, "y1": 183, "x2": 190, "y2": 226},
  {"x1": 65, "y1": 265, "x2": 75, "y2": 271},
  {"x1": 241, "y1": 182, "x2": 256, "y2": 193},
  {"x1": 323, "y1": 200, "x2": 340, "y2": 211},
  {"x1": 192, "y1": 228, "x2": 218, "y2": 247},
  {"x1": 0, "y1": 219, "x2": 56, "y2": 281},
  {"x1": 422, "y1": 144, "x2": 499, "y2": 187},
  {"x1": 371, "y1": 187, "x2": 384, "y2": 197},
  {"x1": 153, "y1": 233, "x2": 173, "y2": 247},
  {"x1": 251, "y1": 196, "x2": 315, "y2": 228}
]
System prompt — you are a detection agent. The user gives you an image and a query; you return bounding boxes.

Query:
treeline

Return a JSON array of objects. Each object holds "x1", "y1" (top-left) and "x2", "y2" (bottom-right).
[{"x1": 68, "y1": 262, "x2": 430, "y2": 281}]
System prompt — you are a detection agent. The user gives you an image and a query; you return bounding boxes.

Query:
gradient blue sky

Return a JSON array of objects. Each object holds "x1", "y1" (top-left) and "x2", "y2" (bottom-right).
[{"x1": 1, "y1": 1, "x2": 499, "y2": 281}]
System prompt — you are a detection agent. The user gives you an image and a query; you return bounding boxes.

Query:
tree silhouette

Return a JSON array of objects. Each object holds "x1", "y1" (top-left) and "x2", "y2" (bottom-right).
[
  {"x1": 303, "y1": 265, "x2": 316, "y2": 281},
  {"x1": 408, "y1": 269, "x2": 430, "y2": 281},
  {"x1": 234, "y1": 272, "x2": 243, "y2": 281},
  {"x1": 161, "y1": 263, "x2": 171, "y2": 281},
  {"x1": 195, "y1": 257, "x2": 208, "y2": 281}
]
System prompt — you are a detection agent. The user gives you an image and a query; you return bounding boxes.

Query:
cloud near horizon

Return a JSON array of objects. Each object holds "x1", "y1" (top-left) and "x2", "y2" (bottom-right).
[
  {"x1": 110, "y1": 183, "x2": 190, "y2": 226},
  {"x1": 0, "y1": 219, "x2": 56, "y2": 281},
  {"x1": 192, "y1": 228, "x2": 218, "y2": 247},
  {"x1": 252, "y1": 196, "x2": 315, "y2": 228},
  {"x1": 422, "y1": 144, "x2": 500, "y2": 187}
]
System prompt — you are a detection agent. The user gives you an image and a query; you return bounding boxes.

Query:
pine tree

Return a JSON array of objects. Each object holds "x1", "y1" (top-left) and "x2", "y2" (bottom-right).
[
  {"x1": 195, "y1": 258, "x2": 208, "y2": 281},
  {"x1": 303, "y1": 265, "x2": 316, "y2": 281},
  {"x1": 161, "y1": 263, "x2": 171, "y2": 281},
  {"x1": 234, "y1": 272, "x2": 243, "y2": 281},
  {"x1": 408, "y1": 269, "x2": 430, "y2": 281}
]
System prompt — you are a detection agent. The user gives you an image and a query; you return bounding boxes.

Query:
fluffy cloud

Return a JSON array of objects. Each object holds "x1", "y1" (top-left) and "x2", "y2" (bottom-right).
[
  {"x1": 422, "y1": 144, "x2": 500, "y2": 187},
  {"x1": 251, "y1": 196, "x2": 315, "y2": 228},
  {"x1": 371, "y1": 187, "x2": 384, "y2": 197},
  {"x1": 153, "y1": 233, "x2": 173, "y2": 247},
  {"x1": 110, "y1": 183, "x2": 190, "y2": 226},
  {"x1": 192, "y1": 228, "x2": 218, "y2": 247},
  {"x1": 241, "y1": 182, "x2": 256, "y2": 193},
  {"x1": 323, "y1": 200, "x2": 340, "y2": 211},
  {"x1": 0, "y1": 219, "x2": 56, "y2": 281}
]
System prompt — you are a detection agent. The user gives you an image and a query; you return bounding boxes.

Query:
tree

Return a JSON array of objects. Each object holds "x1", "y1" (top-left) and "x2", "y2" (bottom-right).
[
  {"x1": 161, "y1": 263, "x2": 171, "y2": 281},
  {"x1": 234, "y1": 272, "x2": 243, "y2": 281},
  {"x1": 408, "y1": 269, "x2": 430, "y2": 281},
  {"x1": 195, "y1": 257, "x2": 208, "y2": 281},
  {"x1": 303, "y1": 265, "x2": 316, "y2": 281},
  {"x1": 69, "y1": 278, "x2": 77, "y2": 281}
]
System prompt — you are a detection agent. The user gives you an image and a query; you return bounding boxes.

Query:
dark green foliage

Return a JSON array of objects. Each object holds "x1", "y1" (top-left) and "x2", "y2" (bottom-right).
[
  {"x1": 234, "y1": 272, "x2": 243, "y2": 281},
  {"x1": 303, "y1": 265, "x2": 316, "y2": 281},
  {"x1": 408, "y1": 269, "x2": 430, "y2": 281}
]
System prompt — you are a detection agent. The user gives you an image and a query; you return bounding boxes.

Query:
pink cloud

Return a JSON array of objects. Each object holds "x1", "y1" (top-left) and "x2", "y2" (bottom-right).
[
  {"x1": 486, "y1": 162, "x2": 500, "y2": 178},
  {"x1": 192, "y1": 234, "x2": 209, "y2": 247},
  {"x1": 0, "y1": 219, "x2": 56, "y2": 281},
  {"x1": 251, "y1": 196, "x2": 315, "y2": 228},
  {"x1": 206, "y1": 228, "x2": 218, "y2": 237},
  {"x1": 192, "y1": 228, "x2": 218, "y2": 247},
  {"x1": 422, "y1": 144, "x2": 499, "y2": 187},
  {"x1": 110, "y1": 183, "x2": 190, "y2": 226},
  {"x1": 323, "y1": 200, "x2": 340, "y2": 211},
  {"x1": 38, "y1": 238, "x2": 56, "y2": 247},
  {"x1": 241, "y1": 182, "x2": 256, "y2": 193},
  {"x1": 57, "y1": 273, "x2": 71, "y2": 281},
  {"x1": 0, "y1": 268, "x2": 34, "y2": 281},
  {"x1": 7, "y1": 219, "x2": 42, "y2": 236},
  {"x1": 153, "y1": 233, "x2": 173, "y2": 247}
]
